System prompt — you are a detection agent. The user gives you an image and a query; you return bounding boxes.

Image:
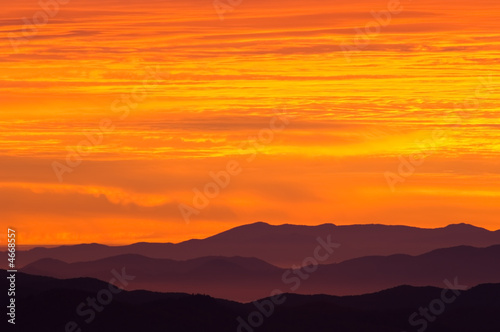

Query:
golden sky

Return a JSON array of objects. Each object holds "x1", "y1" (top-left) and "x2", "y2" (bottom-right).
[{"x1": 1, "y1": 0, "x2": 499, "y2": 245}]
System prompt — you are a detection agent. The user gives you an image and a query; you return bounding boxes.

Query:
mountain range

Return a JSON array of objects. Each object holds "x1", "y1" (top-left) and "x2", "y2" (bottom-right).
[
  {"x1": 4, "y1": 270, "x2": 500, "y2": 332},
  {"x1": 22, "y1": 244, "x2": 500, "y2": 302},
  {"x1": 9, "y1": 222, "x2": 500, "y2": 268}
]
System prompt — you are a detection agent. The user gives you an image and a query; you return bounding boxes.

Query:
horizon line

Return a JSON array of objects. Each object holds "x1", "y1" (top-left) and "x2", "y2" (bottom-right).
[{"x1": 12, "y1": 221, "x2": 498, "y2": 249}]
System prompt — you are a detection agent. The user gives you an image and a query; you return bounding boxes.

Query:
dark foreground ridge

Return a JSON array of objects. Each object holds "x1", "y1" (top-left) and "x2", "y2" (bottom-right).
[{"x1": 2, "y1": 270, "x2": 500, "y2": 332}]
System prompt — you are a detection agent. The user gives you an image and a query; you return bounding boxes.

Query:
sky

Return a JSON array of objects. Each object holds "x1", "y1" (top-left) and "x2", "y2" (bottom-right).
[{"x1": 1, "y1": 0, "x2": 499, "y2": 245}]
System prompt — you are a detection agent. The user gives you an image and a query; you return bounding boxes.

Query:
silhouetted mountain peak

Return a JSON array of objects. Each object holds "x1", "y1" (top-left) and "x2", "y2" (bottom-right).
[
  {"x1": 442, "y1": 223, "x2": 486, "y2": 231},
  {"x1": 23, "y1": 258, "x2": 69, "y2": 275}
]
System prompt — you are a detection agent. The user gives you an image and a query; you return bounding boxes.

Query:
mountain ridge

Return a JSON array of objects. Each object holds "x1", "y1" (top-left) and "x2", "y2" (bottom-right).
[
  {"x1": 22, "y1": 244, "x2": 500, "y2": 302},
  {"x1": 8, "y1": 222, "x2": 500, "y2": 268},
  {"x1": 5, "y1": 270, "x2": 500, "y2": 332}
]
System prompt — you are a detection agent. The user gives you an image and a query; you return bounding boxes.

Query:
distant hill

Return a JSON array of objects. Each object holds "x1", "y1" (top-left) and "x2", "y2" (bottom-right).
[
  {"x1": 8, "y1": 222, "x2": 500, "y2": 267},
  {"x1": 3, "y1": 270, "x2": 500, "y2": 332},
  {"x1": 22, "y1": 244, "x2": 500, "y2": 302}
]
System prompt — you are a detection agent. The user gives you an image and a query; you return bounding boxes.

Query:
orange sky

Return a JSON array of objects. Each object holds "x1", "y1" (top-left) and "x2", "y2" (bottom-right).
[{"x1": 1, "y1": 0, "x2": 499, "y2": 245}]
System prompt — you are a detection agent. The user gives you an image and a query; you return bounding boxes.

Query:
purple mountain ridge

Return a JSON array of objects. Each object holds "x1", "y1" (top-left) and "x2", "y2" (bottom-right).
[
  {"x1": 9, "y1": 222, "x2": 500, "y2": 268},
  {"x1": 22, "y1": 244, "x2": 500, "y2": 302}
]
